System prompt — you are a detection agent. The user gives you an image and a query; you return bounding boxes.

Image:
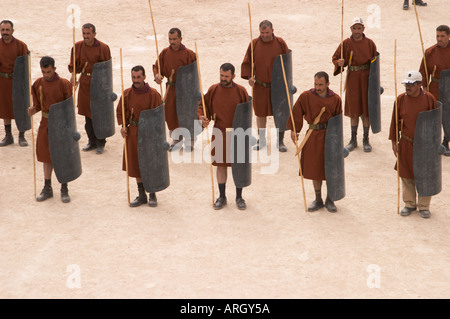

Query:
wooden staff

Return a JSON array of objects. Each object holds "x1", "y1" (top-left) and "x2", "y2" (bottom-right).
[
  {"x1": 120, "y1": 48, "x2": 130, "y2": 205},
  {"x1": 344, "y1": 50, "x2": 353, "y2": 92},
  {"x1": 429, "y1": 65, "x2": 437, "y2": 89},
  {"x1": 295, "y1": 106, "x2": 327, "y2": 156},
  {"x1": 194, "y1": 42, "x2": 215, "y2": 207},
  {"x1": 394, "y1": 39, "x2": 400, "y2": 215},
  {"x1": 163, "y1": 69, "x2": 175, "y2": 102},
  {"x1": 248, "y1": 3, "x2": 255, "y2": 109},
  {"x1": 72, "y1": 9, "x2": 77, "y2": 102},
  {"x1": 148, "y1": 0, "x2": 164, "y2": 96},
  {"x1": 413, "y1": 0, "x2": 429, "y2": 91},
  {"x1": 340, "y1": 0, "x2": 344, "y2": 96},
  {"x1": 28, "y1": 55, "x2": 36, "y2": 199},
  {"x1": 279, "y1": 55, "x2": 307, "y2": 212}
]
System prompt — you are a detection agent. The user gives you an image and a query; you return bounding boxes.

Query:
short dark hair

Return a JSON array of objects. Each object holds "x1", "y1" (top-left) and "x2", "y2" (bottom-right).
[
  {"x1": 436, "y1": 25, "x2": 450, "y2": 35},
  {"x1": 220, "y1": 63, "x2": 235, "y2": 75},
  {"x1": 314, "y1": 71, "x2": 329, "y2": 84},
  {"x1": 0, "y1": 20, "x2": 14, "y2": 28},
  {"x1": 82, "y1": 23, "x2": 96, "y2": 33},
  {"x1": 169, "y1": 28, "x2": 182, "y2": 38},
  {"x1": 40, "y1": 56, "x2": 55, "y2": 68},
  {"x1": 131, "y1": 65, "x2": 145, "y2": 76},
  {"x1": 259, "y1": 20, "x2": 273, "y2": 30}
]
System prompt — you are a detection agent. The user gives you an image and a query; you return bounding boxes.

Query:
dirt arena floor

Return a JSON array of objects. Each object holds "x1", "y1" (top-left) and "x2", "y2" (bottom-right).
[{"x1": 1, "y1": 0, "x2": 449, "y2": 299}]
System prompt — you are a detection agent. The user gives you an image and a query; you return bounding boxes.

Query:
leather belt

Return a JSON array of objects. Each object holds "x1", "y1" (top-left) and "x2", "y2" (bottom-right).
[
  {"x1": 255, "y1": 78, "x2": 271, "y2": 88},
  {"x1": 129, "y1": 119, "x2": 138, "y2": 126},
  {"x1": 81, "y1": 72, "x2": 91, "y2": 77},
  {"x1": 401, "y1": 132, "x2": 413, "y2": 143},
  {"x1": 431, "y1": 76, "x2": 439, "y2": 84},
  {"x1": 348, "y1": 63, "x2": 370, "y2": 71},
  {"x1": 42, "y1": 111, "x2": 48, "y2": 119},
  {"x1": 0, "y1": 72, "x2": 13, "y2": 79},
  {"x1": 309, "y1": 123, "x2": 327, "y2": 130}
]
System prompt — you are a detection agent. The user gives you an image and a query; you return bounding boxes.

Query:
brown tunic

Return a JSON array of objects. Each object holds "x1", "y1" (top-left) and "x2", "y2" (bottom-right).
[
  {"x1": 116, "y1": 83, "x2": 162, "y2": 178},
  {"x1": 197, "y1": 83, "x2": 250, "y2": 167},
  {"x1": 241, "y1": 36, "x2": 289, "y2": 117},
  {"x1": 332, "y1": 34, "x2": 377, "y2": 118},
  {"x1": 287, "y1": 89, "x2": 342, "y2": 180},
  {"x1": 31, "y1": 73, "x2": 73, "y2": 164},
  {"x1": 419, "y1": 43, "x2": 450, "y2": 100},
  {"x1": 68, "y1": 39, "x2": 111, "y2": 118},
  {"x1": 0, "y1": 37, "x2": 29, "y2": 119},
  {"x1": 152, "y1": 44, "x2": 196, "y2": 131},
  {"x1": 389, "y1": 90, "x2": 437, "y2": 179}
]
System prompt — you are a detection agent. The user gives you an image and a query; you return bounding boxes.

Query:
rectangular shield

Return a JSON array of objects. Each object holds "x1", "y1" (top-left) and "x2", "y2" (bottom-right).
[
  {"x1": 439, "y1": 69, "x2": 450, "y2": 138},
  {"x1": 90, "y1": 59, "x2": 116, "y2": 139},
  {"x1": 325, "y1": 113, "x2": 345, "y2": 201},
  {"x1": 413, "y1": 104, "x2": 442, "y2": 197},
  {"x1": 12, "y1": 54, "x2": 31, "y2": 132},
  {"x1": 138, "y1": 104, "x2": 170, "y2": 193},
  {"x1": 48, "y1": 96, "x2": 82, "y2": 184}
]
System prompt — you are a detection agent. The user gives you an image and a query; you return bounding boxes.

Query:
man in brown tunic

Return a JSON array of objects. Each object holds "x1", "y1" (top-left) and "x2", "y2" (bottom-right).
[
  {"x1": 419, "y1": 24, "x2": 450, "y2": 155},
  {"x1": 198, "y1": 63, "x2": 250, "y2": 210},
  {"x1": 287, "y1": 72, "x2": 342, "y2": 212},
  {"x1": 241, "y1": 20, "x2": 289, "y2": 152},
  {"x1": 0, "y1": 20, "x2": 30, "y2": 147},
  {"x1": 153, "y1": 28, "x2": 196, "y2": 152},
  {"x1": 117, "y1": 66, "x2": 163, "y2": 208},
  {"x1": 68, "y1": 23, "x2": 111, "y2": 154},
  {"x1": 389, "y1": 71, "x2": 437, "y2": 218},
  {"x1": 332, "y1": 17, "x2": 377, "y2": 152},
  {"x1": 28, "y1": 56, "x2": 73, "y2": 203}
]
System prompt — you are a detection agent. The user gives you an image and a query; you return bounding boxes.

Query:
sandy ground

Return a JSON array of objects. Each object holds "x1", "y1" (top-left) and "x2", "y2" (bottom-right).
[{"x1": 0, "y1": 0, "x2": 449, "y2": 299}]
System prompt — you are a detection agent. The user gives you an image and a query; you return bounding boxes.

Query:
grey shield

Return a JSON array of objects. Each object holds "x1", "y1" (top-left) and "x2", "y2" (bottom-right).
[
  {"x1": 413, "y1": 104, "x2": 442, "y2": 197},
  {"x1": 271, "y1": 50, "x2": 297, "y2": 132},
  {"x1": 439, "y1": 69, "x2": 450, "y2": 138},
  {"x1": 138, "y1": 104, "x2": 170, "y2": 193},
  {"x1": 90, "y1": 59, "x2": 117, "y2": 139},
  {"x1": 324, "y1": 113, "x2": 345, "y2": 201},
  {"x1": 368, "y1": 52, "x2": 382, "y2": 134},
  {"x1": 175, "y1": 61, "x2": 202, "y2": 138},
  {"x1": 231, "y1": 97, "x2": 253, "y2": 188},
  {"x1": 48, "y1": 96, "x2": 82, "y2": 184},
  {"x1": 12, "y1": 54, "x2": 31, "y2": 132}
]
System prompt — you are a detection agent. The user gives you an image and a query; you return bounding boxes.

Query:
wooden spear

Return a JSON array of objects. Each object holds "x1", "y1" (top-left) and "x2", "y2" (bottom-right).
[
  {"x1": 148, "y1": 0, "x2": 164, "y2": 96},
  {"x1": 72, "y1": 9, "x2": 77, "y2": 105},
  {"x1": 120, "y1": 48, "x2": 130, "y2": 205},
  {"x1": 28, "y1": 55, "x2": 36, "y2": 199},
  {"x1": 340, "y1": 0, "x2": 344, "y2": 97},
  {"x1": 413, "y1": 0, "x2": 429, "y2": 91},
  {"x1": 195, "y1": 42, "x2": 215, "y2": 207},
  {"x1": 279, "y1": 55, "x2": 307, "y2": 212},
  {"x1": 394, "y1": 39, "x2": 400, "y2": 215}
]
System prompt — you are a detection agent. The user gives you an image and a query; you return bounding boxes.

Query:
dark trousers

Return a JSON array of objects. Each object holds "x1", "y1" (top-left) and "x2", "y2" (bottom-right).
[{"x1": 85, "y1": 116, "x2": 106, "y2": 147}]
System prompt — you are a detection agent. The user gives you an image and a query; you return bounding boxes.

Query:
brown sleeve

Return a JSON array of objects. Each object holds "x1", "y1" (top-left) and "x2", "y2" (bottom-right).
[
  {"x1": 31, "y1": 80, "x2": 41, "y2": 112},
  {"x1": 286, "y1": 95, "x2": 304, "y2": 133},
  {"x1": 198, "y1": 85, "x2": 214, "y2": 120},
  {"x1": 241, "y1": 41, "x2": 254, "y2": 80},
  {"x1": 389, "y1": 97, "x2": 401, "y2": 142}
]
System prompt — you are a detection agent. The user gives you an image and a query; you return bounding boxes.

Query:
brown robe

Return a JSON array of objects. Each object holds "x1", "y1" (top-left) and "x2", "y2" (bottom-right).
[
  {"x1": 31, "y1": 73, "x2": 73, "y2": 164},
  {"x1": 389, "y1": 90, "x2": 437, "y2": 179},
  {"x1": 68, "y1": 39, "x2": 111, "y2": 118},
  {"x1": 241, "y1": 36, "x2": 289, "y2": 117},
  {"x1": 0, "y1": 37, "x2": 29, "y2": 119},
  {"x1": 197, "y1": 82, "x2": 250, "y2": 167},
  {"x1": 116, "y1": 83, "x2": 162, "y2": 178},
  {"x1": 152, "y1": 44, "x2": 196, "y2": 131},
  {"x1": 287, "y1": 89, "x2": 342, "y2": 180},
  {"x1": 419, "y1": 43, "x2": 450, "y2": 100},
  {"x1": 332, "y1": 34, "x2": 377, "y2": 118}
]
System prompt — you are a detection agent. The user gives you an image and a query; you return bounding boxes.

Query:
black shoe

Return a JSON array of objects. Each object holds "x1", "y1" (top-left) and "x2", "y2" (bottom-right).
[
  {"x1": 168, "y1": 140, "x2": 182, "y2": 152},
  {"x1": 236, "y1": 198, "x2": 247, "y2": 210},
  {"x1": 345, "y1": 138, "x2": 357, "y2": 152},
  {"x1": 61, "y1": 189, "x2": 71, "y2": 203},
  {"x1": 148, "y1": 193, "x2": 158, "y2": 207},
  {"x1": 130, "y1": 194, "x2": 147, "y2": 207},
  {"x1": 37, "y1": 185, "x2": 53, "y2": 202},
  {"x1": 413, "y1": 0, "x2": 427, "y2": 6},
  {"x1": 403, "y1": 0, "x2": 409, "y2": 9},
  {"x1": 253, "y1": 139, "x2": 266, "y2": 151},
  {"x1": 419, "y1": 210, "x2": 431, "y2": 218},
  {"x1": 400, "y1": 206, "x2": 416, "y2": 216},
  {"x1": 363, "y1": 137, "x2": 372, "y2": 153},
  {"x1": 82, "y1": 143, "x2": 97, "y2": 152},
  {"x1": 277, "y1": 131, "x2": 287, "y2": 152},
  {"x1": 442, "y1": 138, "x2": 450, "y2": 156},
  {"x1": 213, "y1": 197, "x2": 227, "y2": 210},
  {"x1": 308, "y1": 199, "x2": 324, "y2": 212},
  {"x1": 325, "y1": 198, "x2": 337, "y2": 213},
  {"x1": 18, "y1": 134, "x2": 28, "y2": 147},
  {"x1": 0, "y1": 135, "x2": 14, "y2": 147},
  {"x1": 96, "y1": 145, "x2": 104, "y2": 154}
]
